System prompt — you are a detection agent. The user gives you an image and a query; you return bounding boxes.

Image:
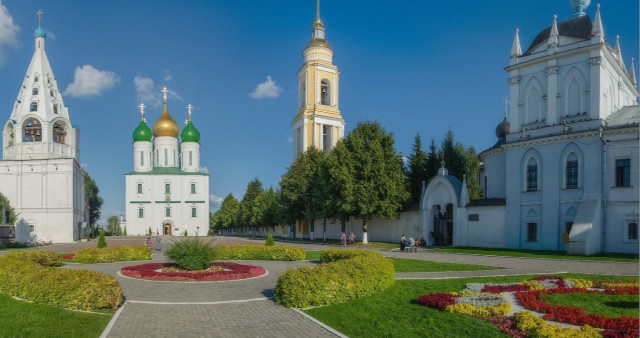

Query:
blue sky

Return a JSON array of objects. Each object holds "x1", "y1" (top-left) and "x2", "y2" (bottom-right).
[{"x1": 0, "y1": 0, "x2": 637, "y2": 224}]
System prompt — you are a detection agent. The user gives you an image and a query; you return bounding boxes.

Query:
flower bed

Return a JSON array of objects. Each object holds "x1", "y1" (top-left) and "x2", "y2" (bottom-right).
[
  {"x1": 417, "y1": 276, "x2": 639, "y2": 338},
  {"x1": 120, "y1": 262, "x2": 266, "y2": 281}
]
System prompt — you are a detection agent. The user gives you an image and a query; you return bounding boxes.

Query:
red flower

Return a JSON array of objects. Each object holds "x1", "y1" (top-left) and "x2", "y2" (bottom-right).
[
  {"x1": 61, "y1": 254, "x2": 75, "y2": 260},
  {"x1": 417, "y1": 293, "x2": 457, "y2": 310},
  {"x1": 120, "y1": 262, "x2": 266, "y2": 281}
]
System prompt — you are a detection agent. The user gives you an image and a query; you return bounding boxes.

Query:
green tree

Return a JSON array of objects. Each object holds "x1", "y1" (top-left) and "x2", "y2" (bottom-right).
[
  {"x1": 406, "y1": 133, "x2": 428, "y2": 206},
  {"x1": 265, "y1": 232, "x2": 274, "y2": 246},
  {"x1": 440, "y1": 128, "x2": 468, "y2": 180},
  {"x1": 238, "y1": 178, "x2": 263, "y2": 235},
  {"x1": 123, "y1": 226, "x2": 127, "y2": 236},
  {"x1": 327, "y1": 121, "x2": 409, "y2": 243},
  {"x1": 252, "y1": 188, "x2": 279, "y2": 231},
  {"x1": 211, "y1": 194, "x2": 240, "y2": 230},
  {"x1": 97, "y1": 228, "x2": 107, "y2": 248},
  {"x1": 0, "y1": 192, "x2": 17, "y2": 224},
  {"x1": 84, "y1": 173, "x2": 103, "y2": 237},
  {"x1": 279, "y1": 147, "x2": 327, "y2": 241},
  {"x1": 426, "y1": 138, "x2": 440, "y2": 183},
  {"x1": 106, "y1": 216, "x2": 120, "y2": 235},
  {"x1": 466, "y1": 146, "x2": 481, "y2": 200}
]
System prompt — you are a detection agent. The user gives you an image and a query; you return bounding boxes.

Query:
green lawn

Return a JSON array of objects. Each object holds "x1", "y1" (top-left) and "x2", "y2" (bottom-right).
[
  {"x1": 304, "y1": 273, "x2": 639, "y2": 338},
  {"x1": 305, "y1": 251, "x2": 322, "y2": 260},
  {"x1": 390, "y1": 257, "x2": 497, "y2": 273},
  {"x1": 431, "y1": 247, "x2": 639, "y2": 262},
  {"x1": 0, "y1": 293, "x2": 112, "y2": 337},
  {"x1": 542, "y1": 293, "x2": 639, "y2": 318}
]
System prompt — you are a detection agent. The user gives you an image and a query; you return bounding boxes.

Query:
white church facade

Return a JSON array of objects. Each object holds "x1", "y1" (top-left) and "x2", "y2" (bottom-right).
[
  {"x1": 420, "y1": 2, "x2": 639, "y2": 254},
  {"x1": 0, "y1": 19, "x2": 86, "y2": 243},
  {"x1": 125, "y1": 95, "x2": 209, "y2": 237}
]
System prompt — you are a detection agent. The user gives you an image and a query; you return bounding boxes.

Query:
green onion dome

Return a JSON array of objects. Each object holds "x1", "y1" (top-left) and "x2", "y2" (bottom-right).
[
  {"x1": 133, "y1": 120, "x2": 152, "y2": 142},
  {"x1": 181, "y1": 120, "x2": 200, "y2": 143}
]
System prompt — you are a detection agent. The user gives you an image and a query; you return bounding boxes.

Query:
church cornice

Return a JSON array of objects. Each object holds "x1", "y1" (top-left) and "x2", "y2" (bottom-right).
[
  {"x1": 501, "y1": 125, "x2": 638, "y2": 151},
  {"x1": 506, "y1": 43, "x2": 601, "y2": 71}
]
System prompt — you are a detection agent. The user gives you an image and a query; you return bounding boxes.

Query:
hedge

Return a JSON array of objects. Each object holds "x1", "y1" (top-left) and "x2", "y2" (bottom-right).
[
  {"x1": 212, "y1": 245, "x2": 306, "y2": 261},
  {"x1": 74, "y1": 246, "x2": 152, "y2": 263},
  {"x1": 275, "y1": 249, "x2": 395, "y2": 308},
  {"x1": 3, "y1": 250, "x2": 62, "y2": 267},
  {"x1": 0, "y1": 251, "x2": 123, "y2": 312}
]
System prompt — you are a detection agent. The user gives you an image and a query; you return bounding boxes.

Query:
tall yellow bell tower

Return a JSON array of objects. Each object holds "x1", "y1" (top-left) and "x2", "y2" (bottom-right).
[{"x1": 292, "y1": 0, "x2": 345, "y2": 160}]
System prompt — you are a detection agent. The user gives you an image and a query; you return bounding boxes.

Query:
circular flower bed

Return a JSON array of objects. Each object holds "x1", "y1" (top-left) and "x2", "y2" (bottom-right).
[{"x1": 120, "y1": 262, "x2": 266, "y2": 281}]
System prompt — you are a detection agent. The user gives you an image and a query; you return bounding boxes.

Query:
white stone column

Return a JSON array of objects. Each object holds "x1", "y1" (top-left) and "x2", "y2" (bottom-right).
[
  {"x1": 546, "y1": 60, "x2": 559, "y2": 124},
  {"x1": 509, "y1": 71, "x2": 520, "y2": 131},
  {"x1": 588, "y1": 53, "x2": 602, "y2": 119}
]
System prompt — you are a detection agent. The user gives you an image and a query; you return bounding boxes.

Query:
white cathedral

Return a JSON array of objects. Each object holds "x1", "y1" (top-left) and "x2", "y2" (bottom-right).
[
  {"x1": 420, "y1": 1, "x2": 639, "y2": 255},
  {"x1": 0, "y1": 20, "x2": 86, "y2": 243},
  {"x1": 124, "y1": 91, "x2": 209, "y2": 237}
]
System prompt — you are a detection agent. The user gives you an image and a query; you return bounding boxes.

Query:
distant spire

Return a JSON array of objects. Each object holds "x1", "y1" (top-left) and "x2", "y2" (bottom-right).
[
  {"x1": 591, "y1": 4, "x2": 604, "y2": 41},
  {"x1": 503, "y1": 95, "x2": 510, "y2": 120},
  {"x1": 37, "y1": 9, "x2": 43, "y2": 23},
  {"x1": 510, "y1": 28, "x2": 522, "y2": 58},
  {"x1": 139, "y1": 103, "x2": 146, "y2": 121},
  {"x1": 161, "y1": 86, "x2": 169, "y2": 104},
  {"x1": 316, "y1": 0, "x2": 320, "y2": 21},
  {"x1": 548, "y1": 15, "x2": 559, "y2": 49},
  {"x1": 631, "y1": 58, "x2": 637, "y2": 85},
  {"x1": 615, "y1": 35, "x2": 623, "y2": 63}
]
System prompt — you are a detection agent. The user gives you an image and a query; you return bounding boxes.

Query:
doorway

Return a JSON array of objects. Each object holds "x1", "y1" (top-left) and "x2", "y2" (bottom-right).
[
  {"x1": 164, "y1": 224, "x2": 172, "y2": 235},
  {"x1": 434, "y1": 204, "x2": 453, "y2": 246}
]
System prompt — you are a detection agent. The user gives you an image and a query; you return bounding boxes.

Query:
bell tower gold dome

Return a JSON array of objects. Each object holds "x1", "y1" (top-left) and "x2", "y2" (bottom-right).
[{"x1": 153, "y1": 102, "x2": 179, "y2": 137}]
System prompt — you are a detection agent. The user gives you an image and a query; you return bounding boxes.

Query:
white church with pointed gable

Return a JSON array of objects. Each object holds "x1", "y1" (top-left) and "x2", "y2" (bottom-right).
[{"x1": 0, "y1": 18, "x2": 86, "y2": 243}]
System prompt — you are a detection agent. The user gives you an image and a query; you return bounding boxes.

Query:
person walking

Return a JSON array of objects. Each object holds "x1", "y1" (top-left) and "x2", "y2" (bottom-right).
[
  {"x1": 400, "y1": 234, "x2": 406, "y2": 252},
  {"x1": 348, "y1": 232, "x2": 355, "y2": 245},
  {"x1": 155, "y1": 232, "x2": 162, "y2": 251},
  {"x1": 340, "y1": 232, "x2": 346, "y2": 246},
  {"x1": 145, "y1": 233, "x2": 151, "y2": 249}
]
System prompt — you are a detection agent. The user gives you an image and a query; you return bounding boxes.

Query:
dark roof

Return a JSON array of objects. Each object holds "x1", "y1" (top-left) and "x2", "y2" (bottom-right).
[
  {"x1": 466, "y1": 198, "x2": 506, "y2": 207},
  {"x1": 523, "y1": 15, "x2": 592, "y2": 56}
]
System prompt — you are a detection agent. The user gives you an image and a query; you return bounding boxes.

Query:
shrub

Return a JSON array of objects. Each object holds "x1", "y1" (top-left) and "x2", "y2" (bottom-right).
[
  {"x1": 97, "y1": 228, "x2": 107, "y2": 248},
  {"x1": 3, "y1": 250, "x2": 61, "y2": 267},
  {"x1": 0, "y1": 252, "x2": 122, "y2": 311},
  {"x1": 123, "y1": 227, "x2": 127, "y2": 236},
  {"x1": 0, "y1": 242, "x2": 29, "y2": 250},
  {"x1": 320, "y1": 249, "x2": 379, "y2": 263},
  {"x1": 184, "y1": 229, "x2": 188, "y2": 236},
  {"x1": 265, "y1": 233, "x2": 274, "y2": 246},
  {"x1": 212, "y1": 245, "x2": 305, "y2": 261},
  {"x1": 148, "y1": 227, "x2": 152, "y2": 235},
  {"x1": 166, "y1": 238, "x2": 214, "y2": 270},
  {"x1": 74, "y1": 246, "x2": 151, "y2": 263},
  {"x1": 275, "y1": 250, "x2": 395, "y2": 308}
]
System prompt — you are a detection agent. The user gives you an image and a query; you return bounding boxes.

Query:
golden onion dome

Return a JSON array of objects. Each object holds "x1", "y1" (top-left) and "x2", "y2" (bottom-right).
[
  {"x1": 313, "y1": 19, "x2": 324, "y2": 27},
  {"x1": 152, "y1": 103, "x2": 179, "y2": 137},
  {"x1": 306, "y1": 38, "x2": 331, "y2": 49}
]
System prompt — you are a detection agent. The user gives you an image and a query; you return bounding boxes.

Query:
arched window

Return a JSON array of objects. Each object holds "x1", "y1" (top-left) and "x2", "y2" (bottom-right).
[
  {"x1": 567, "y1": 80, "x2": 580, "y2": 116},
  {"x1": 321, "y1": 79, "x2": 330, "y2": 106},
  {"x1": 526, "y1": 158, "x2": 538, "y2": 191},
  {"x1": 138, "y1": 208, "x2": 144, "y2": 218},
  {"x1": 140, "y1": 150, "x2": 144, "y2": 166},
  {"x1": 137, "y1": 183, "x2": 143, "y2": 194},
  {"x1": 32, "y1": 88, "x2": 38, "y2": 96},
  {"x1": 191, "y1": 207, "x2": 197, "y2": 218},
  {"x1": 300, "y1": 79, "x2": 306, "y2": 107},
  {"x1": 566, "y1": 153, "x2": 578, "y2": 189},
  {"x1": 165, "y1": 183, "x2": 171, "y2": 194},
  {"x1": 34, "y1": 75, "x2": 39, "y2": 83},
  {"x1": 156, "y1": 150, "x2": 159, "y2": 166},
  {"x1": 52, "y1": 121, "x2": 66, "y2": 144},
  {"x1": 30, "y1": 102, "x2": 38, "y2": 112},
  {"x1": 189, "y1": 151, "x2": 193, "y2": 166},
  {"x1": 190, "y1": 183, "x2": 196, "y2": 194},
  {"x1": 23, "y1": 118, "x2": 42, "y2": 142},
  {"x1": 165, "y1": 207, "x2": 171, "y2": 217},
  {"x1": 527, "y1": 88, "x2": 540, "y2": 123},
  {"x1": 164, "y1": 149, "x2": 168, "y2": 166},
  {"x1": 53, "y1": 104, "x2": 58, "y2": 114}
]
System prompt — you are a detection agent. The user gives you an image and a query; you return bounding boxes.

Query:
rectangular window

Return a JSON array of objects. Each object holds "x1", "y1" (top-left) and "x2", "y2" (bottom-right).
[
  {"x1": 191, "y1": 183, "x2": 196, "y2": 194},
  {"x1": 138, "y1": 208, "x2": 144, "y2": 218},
  {"x1": 137, "y1": 183, "x2": 142, "y2": 194},
  {"x1": 566, "y1": 161, "x2": 578, "y2": 189},
  {"x1": 468, "y1": 214, "x2": 479, "y2": 221},
  {"x1": 527, "y1": 165, "x2": 537, "y2": 191},
  {"x1": 526, "y1": 223, "x2": 537, "y2": 242},
  {"x1": 629, "y1": 222, "x2": 638, "y2": 240},
  {"x1": 191, "y1": 207, "x2": 197, "y2": 218},
  {"x1": 615, "y1": 159, "x2": 631, "y2": 187},
  {"x1": 166, "y1": 208, "x2": 171, "y2": 217},
  {"x1": 165, "y1": 183, "x2": 170, "y2": 194},
  {"x1": 140, "y1": 151, "x2": 144, "y2": 167}
]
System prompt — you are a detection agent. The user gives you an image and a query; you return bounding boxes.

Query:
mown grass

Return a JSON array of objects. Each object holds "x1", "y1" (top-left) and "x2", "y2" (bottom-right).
[
  {"x1": 542, "y1": 293, "x2": 639, "y2": 318},
  {"x1": 304, "y1": 273, "x2": 639, "y2": 338},
  {"x1": 431, "y1": 247, "x2": 639, "y2": 262},
  {"x1": 390, "y1": 257, "x2": 497, "y2": 273},
  {"x1": 305, "y1": 251, "x2": 322, "y2": 260},
  {"x1": 0, "y1": 293, "x2": 112, "y2": 337}
]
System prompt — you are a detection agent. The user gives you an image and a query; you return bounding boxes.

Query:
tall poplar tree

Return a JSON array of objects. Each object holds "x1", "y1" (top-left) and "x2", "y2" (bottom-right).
[{"x1": 239, "y1": 179, "x2": 263, "y2": 235}]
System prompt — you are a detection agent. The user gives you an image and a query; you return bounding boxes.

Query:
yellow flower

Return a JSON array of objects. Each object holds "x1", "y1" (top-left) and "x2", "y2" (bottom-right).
[
  {"x1": 515, "y1": 312, "x2": 601, "y2": 338},
  {"x1": 565, "y1": 278, "x2": 593, "y2": 289},
  {"x1": 519, "y1": 280, "x2": 545, "y2": 290},
  {"x1": 445, "y1": 303, "x2": 510, "y2": 317}
]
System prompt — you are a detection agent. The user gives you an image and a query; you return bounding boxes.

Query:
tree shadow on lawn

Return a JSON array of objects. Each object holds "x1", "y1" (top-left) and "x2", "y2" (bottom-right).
[{"x1": 604, "y1": 301, "x2": 640, "y2": 312}]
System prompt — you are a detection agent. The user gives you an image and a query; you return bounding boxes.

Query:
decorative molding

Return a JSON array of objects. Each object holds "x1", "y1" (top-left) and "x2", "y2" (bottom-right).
[
  {"x1": 588, "y1": 56, "x2": 601, "y2": 66},
  {"x1": 545, "y1": 66, "x2": 559, "y2": 76},
  {"x1": 508, "y1": 76, "x2": 521, "y2": 85}
]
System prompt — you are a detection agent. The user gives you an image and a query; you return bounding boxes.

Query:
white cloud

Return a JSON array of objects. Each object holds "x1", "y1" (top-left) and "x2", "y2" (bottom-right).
[
  {"x1": 63, "y1": 65, "x2": 119, "y2": 98},
  {"x1": 45, "y1": 30, "x2": 56, "y2": 40},
  {"x1": 249, "y1": 76, "x2": 282, "y2": 99},
  {"x1": 0, "y1": 1, "x2": 20, "y2": 66},
  {"x1": 163, "y1": 69, "x2": 173, "y2": 82},
  {"x1": 199, "y1": 167, "x2": 209, "y2": 174},
  {"x1": 81, "y1": 162, "x2": 89, "y2": 169},
  {"x1": 209, "y1": 194, "x2": 224, "y2": 210},
  {"x1": 134, "y1": 75, "x2": 181, "y2": 107}
]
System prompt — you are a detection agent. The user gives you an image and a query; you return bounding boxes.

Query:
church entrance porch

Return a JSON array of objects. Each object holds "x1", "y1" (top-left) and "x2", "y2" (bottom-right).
[
  {"x1": 164, "y1": 224, "x2": 172, "y2": 235},
  {"x1": 434, "y1": 204, "x2": 453, "y2": 246}
]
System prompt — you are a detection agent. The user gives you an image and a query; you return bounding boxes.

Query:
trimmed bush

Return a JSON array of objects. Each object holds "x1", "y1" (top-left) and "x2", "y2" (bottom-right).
[
  {"x1": 265, "y1": 233, "x2": 274, "y2": 246},
  {"x1": 0, "y1": 242, "x2": 29, "y2": 250},
  {"x1": 212, "y1": 245, "x2": 305, "y2": 261},
  {"x1": 320, "y1": 249, "x2": 379, "y2": 263},
  {"x1": 97, "y1": 228, "x2": 107, "y2": 248},
  {"x1": 275, "y1": 250, "x2": 395, "y2": 308},
  {"x1": 3, "y1": 250, "x2": 62, "y2": 267},
  {"x1": 74, "y1": 246, "x2": 151, "y2": 263},
  {"x1": 166, "y1": 238, "x2": 215, "y2": 270},
  {"x1": 0, "y1": 251, "x2": 122, "y2": 312}
]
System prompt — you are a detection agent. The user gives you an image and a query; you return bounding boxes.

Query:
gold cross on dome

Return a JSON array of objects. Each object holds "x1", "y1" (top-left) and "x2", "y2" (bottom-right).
[
  {"x1": 503, "y1": 95, "x2": 510, "y2": 118},
  {"x1": 36, "y1": 9, "x2": 43, "y2": 23},
  {"x1": 161, "y1": 86, "x2": 169, "y2": 102},
  {"x1": 138, "y1": 102, "x2": 146, "y2": 115},
  {"x1": 187, "y1": 104, "x2": 193, "y2": 116}
]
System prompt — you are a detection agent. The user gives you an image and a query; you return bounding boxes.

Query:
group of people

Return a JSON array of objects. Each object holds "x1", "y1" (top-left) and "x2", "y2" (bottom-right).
[
  {"x1": 340, "y1": 232, "x2": 356, "y2": 246},
  {"x1": 400, "y1": 232, "x2": 433, "y2": 252},
  {"x1": 145, "y1": 232, "x2": 162, "y2": 251}
]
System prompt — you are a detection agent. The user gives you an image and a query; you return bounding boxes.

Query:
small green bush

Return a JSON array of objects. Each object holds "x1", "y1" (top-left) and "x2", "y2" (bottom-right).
[
  {"x1": 166, "y1": 238, "x2": 214, "y2": 270},
  {"x1": 74, "y1": 246, "x2": 151, "y2": 263},
  {"x1": 148, "y1": 227, "x2": 152, "y2": 235},
  {"x1": 275, "y1": 250, "x2": 395, "y2": 308},
  {"x1": 212, "y1": 245, "x2": 305, "y2": 261},
  {"x1": 97, "y1": 228, "x2": 107, "y2": 249},
  {"x1": 320, "y1": 249, "x2": 379, "y2": 263},
  {"x1": 0, "y1": 252, "x2": 123, "y2": 311},
  {"x1": 265, "y1": 233, "x2": 274, "y2": 246},
  {"x1": 123, "y1": 227, "x2": 127, "y2": 236},
  {"x1": 3, "y1": 250, "x2": 62, "y2": 267},
  {"x1": 0, "y1": 242, "x2": 29, "y2": 250}
]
